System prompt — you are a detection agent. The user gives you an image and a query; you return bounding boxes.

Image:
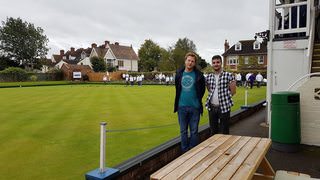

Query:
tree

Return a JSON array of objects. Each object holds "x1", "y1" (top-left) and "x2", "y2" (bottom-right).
[
  {"x1": 0, "y1": 17, "x2": 49, "y2": 70},
  {"x1": 158, "y1": 47, "x2": 175, "y2": 71},
  {"x1": 138, "y1": 39, "x2": 162, "y2": 72},
  {"x1": 172, "y1": 37, "x2": 197, "y2": 69},
  {"x1": 0, "y1": 55, "x2": 19, "y2": 70},
  {"x1": 197, "y1": 54, "x2": 209, "y2": 70},
  {"x1": 90, "y1": 56, "x2": 106, "y2": 72}
]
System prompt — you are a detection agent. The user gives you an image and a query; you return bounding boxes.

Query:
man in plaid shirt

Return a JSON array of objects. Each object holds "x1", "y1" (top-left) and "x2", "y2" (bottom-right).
[{"x1": 205, "y1": 55, "x2": 236, "y2": 135}]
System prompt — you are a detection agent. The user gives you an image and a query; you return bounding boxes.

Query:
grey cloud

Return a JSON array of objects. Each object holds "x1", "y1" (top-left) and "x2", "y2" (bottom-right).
[{"x1": 0, "y1": 0, "x2": 268, "y2": 61}]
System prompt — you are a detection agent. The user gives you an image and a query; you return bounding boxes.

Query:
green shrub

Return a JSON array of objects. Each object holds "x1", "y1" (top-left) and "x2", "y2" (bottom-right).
[
  {"x1": 0, "y1": 67, "x2": 29, "y2": 81},
  {"x1": 47, "y1": 68, "x2": 64, "y2": 80},
  {"x1": 30, "y1": 75, "x2": 38, "y2": 81}
]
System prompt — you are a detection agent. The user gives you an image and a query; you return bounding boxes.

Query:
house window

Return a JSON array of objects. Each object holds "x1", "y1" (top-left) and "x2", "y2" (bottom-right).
[
  {"x1": 244, "y1": 57, "x2": 249, "y2": 64},
  {"x1": 118, "y1": 60, "x2": 124, "y2": 67},
  {"x1": 253, "y1": 41, "x2": 260, "y2": 50},
  {"x1": 235, "y1": 42, "x2": 242, "y2": 51},
  {"x1": 106, "y1": 59, "x2": 113, "y2": 67},
  {"x1": 258, "y1": 56, "x2": 264, "y2": 64},
  {"x1": 228, "y1": 58, "x2": 238, "y2": 65}
]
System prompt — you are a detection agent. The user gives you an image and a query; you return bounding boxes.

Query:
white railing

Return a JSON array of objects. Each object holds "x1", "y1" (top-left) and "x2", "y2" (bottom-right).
[
  {"x1": 274, "y1": 1, "x2": 310, "y2": 37},
  {"x1": 287, "y1": 72, "x2": 320, "y2": 91}
]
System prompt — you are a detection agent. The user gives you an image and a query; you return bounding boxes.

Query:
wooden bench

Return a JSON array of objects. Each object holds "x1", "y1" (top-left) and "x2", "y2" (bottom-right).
[{"x1": 150, "y1": 134, "x2": 275, "y2": 180}]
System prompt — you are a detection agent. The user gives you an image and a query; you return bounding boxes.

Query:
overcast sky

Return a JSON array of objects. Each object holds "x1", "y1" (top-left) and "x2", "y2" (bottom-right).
[{"x1": 0, "y1": 0, "x2": 269, "y2": 62}]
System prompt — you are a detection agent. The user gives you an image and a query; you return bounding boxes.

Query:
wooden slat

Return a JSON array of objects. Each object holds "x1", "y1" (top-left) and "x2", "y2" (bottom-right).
[
  {"x1": 231, "y1": 138, "x2": 271, "y2": 180},
  {"x1": 151, "y1": 135, "x2": 274, "y2": 180},
  {"x1": 195, "y1": 136, "x2": 252, "y2": 180},
  {"x1": 252, "y1": 173, "x2": 274, "y2": 180},
  {"x1": 150, "y1": 134, "x2": 225, "y2": 180},
  {"x1": 161, "y1": 135, "x2": 235, "y2": 180},
  {"x1": 178, "y1": 136, "x2": 242, "y2": 180},
  {"x1": 213, "y1": 137, "x2": 261, "y2": 180}
]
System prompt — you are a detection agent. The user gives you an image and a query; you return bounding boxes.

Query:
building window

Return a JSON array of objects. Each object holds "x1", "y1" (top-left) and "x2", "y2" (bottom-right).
[
  {"x1": 258, "y1": 56, "x2": 264, "y2": 64},
  {"x1": 106, "y1": 59, "x2": 113, "y2": 67},
  {"x1": 228, "y1": 58, "x2": 238, "y2": 65},
  {"x1": 253, "y1": 41, "x2": 260, "y2": 50},
  {"x1": 118, "y1": 60, "x2": 124, "y2": 67},
  {"x1": 235, "y1": 42, "x2": 242, "y2": 51},
  {"x1": 244, "y1": 57, "x2": 249, "y2": 64}
]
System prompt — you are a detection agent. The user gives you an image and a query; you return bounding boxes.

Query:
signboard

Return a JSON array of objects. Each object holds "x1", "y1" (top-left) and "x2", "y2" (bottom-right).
[
  {"x1": 283, "y1": 40, "x2": 296, "y2": 49},
  {"x1": 73, "y1": 72, "x2": 82, "y2": 79}
]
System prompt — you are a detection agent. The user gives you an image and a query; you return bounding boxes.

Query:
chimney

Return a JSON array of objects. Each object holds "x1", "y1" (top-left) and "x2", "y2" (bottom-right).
[
  {"x1": 91, "y1": 43, "x2": 97, "y2": 48},
  {"x1": 105, "y1": 40, "x2": 110, "y2": 46},
  {"x1": 70, "y1": 47, "x2": 75, "y2": 52},
  {"x1": 60, "y1": 50, "x2": 64, "y2": 56},
  {"x1": 115, "y1": 42, "x2": 119, "y2": 45},
  {"x1": 224, "y1": 39, "x2": 230, "y2": 52}
]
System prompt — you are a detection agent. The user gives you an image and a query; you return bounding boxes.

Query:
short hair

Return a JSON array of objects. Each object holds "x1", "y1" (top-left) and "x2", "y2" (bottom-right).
[
  {"x1": 211, "y1": 55, "x2": 222, "y2": 62},
  {"x1": 185, "y1": 52, "x2": 197, "y2": 62}
]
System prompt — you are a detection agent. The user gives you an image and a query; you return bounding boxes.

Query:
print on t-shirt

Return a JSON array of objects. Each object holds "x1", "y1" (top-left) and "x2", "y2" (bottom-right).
[{"x1": 181, "y1": 75, "x2": 194, "y2": 91}]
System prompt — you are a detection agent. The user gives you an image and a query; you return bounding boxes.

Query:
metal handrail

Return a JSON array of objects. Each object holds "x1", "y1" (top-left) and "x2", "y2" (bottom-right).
[{"x1": 287, "y1": 72, "x2": 320, "y2": 91}]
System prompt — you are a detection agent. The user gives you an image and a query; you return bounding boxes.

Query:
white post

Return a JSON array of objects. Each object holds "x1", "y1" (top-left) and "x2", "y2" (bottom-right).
[{"x1": 99, "y1": 122, "x2": 107, "y2": 173}]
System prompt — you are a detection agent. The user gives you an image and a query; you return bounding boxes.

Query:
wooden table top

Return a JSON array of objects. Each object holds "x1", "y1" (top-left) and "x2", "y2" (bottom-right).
[{"x1": 150, "y1": 134, "x2": 272, "y2": 180}]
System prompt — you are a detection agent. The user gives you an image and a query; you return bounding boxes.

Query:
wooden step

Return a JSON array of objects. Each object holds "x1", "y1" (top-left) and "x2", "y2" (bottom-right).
[
  {"x1": 312, "y1": 61, "x2": 320, "y2": 67},
  {"x1": 313, "y1": 48, "x2": 320, "y2": 53},
  {"x1": 314, "y1": 43, "x2": 320, "y2": 49},
  {"x1": 312, "y1": 55, "x2": 320, "y2": 60},
  {"x1": 311, "y1": 67, "x2": 320, "y2": 73}
]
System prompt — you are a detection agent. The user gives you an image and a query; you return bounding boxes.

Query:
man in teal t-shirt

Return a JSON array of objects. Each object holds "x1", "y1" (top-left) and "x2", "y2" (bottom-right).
[{"x1": 174, "y1": 52, "x2": 205, "y2": 152}]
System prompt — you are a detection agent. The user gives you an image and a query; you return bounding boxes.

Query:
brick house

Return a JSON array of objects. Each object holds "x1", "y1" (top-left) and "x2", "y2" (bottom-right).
[{"x1": 222, "y1": 39, "x2": 267, "y2": 74}]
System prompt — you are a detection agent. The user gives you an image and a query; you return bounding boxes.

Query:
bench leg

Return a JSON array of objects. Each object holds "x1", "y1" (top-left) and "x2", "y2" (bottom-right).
[{"x1": 252, "y1": 157, "x2": 275, "y2": 180}]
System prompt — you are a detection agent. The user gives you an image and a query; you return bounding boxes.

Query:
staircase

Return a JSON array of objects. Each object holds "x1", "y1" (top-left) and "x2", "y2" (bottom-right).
[{"x1": 311, "y1": 43, "x2": 320, "y2": 73}]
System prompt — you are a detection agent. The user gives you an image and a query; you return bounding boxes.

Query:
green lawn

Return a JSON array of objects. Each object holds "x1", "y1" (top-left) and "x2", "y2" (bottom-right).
[{"x1": 0, "y1": 85, "x2": 265, "y2": 179}]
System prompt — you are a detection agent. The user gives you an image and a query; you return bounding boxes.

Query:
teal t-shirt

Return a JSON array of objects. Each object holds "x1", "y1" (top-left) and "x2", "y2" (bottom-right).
[{"x1": 178, "y1": 71, "x2": 200, "y2": 109}]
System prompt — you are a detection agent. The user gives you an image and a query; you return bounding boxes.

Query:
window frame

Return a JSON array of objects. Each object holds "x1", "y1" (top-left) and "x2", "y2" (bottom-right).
[
  {"x1": 118, "y1": 60, "x2": 124, "y2": 67},
  {"x1": 253, "y1": 41, "x2": 261, "y2": 50},
  {"x1": 235, "y1": 42, "x2": 242, "y2": 51},
  {"x1": 258, "y1": 56, "x2": 264, "y2": 64}
]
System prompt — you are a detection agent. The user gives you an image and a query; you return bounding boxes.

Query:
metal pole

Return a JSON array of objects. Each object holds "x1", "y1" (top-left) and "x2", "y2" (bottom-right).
[{"x1": 99, "y1": 122, "x2": 107, "y2": 173}]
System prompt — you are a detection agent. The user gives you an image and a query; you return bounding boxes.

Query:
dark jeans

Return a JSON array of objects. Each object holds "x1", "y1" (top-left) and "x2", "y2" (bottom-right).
[
  {"x1": 178, "y1": 106, "x2": 200, "y2": 152},
  {"x1": 257, "y1": 81, "x2": 261, "y2": 88},
  {"x1": 208, "y1": 105, "x2": 230, "y2": 135}
]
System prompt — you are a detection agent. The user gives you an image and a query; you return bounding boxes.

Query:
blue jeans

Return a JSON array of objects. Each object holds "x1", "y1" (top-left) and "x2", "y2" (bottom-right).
[{"x1": 178, "y1": 106, "x2": 200, "y2": 152}]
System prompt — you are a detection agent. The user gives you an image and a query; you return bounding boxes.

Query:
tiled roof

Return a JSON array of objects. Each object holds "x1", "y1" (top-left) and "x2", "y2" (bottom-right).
[
  {"x1": 52, "y1": 55, "x2": 63, "y2": 62},
  {"x1": 64, "y1": 59, "x2": 80, "y2": 64},
  {"x1": 40, "y1": 58, "x2": 55, "y2": 67},
  {"x1": 84, "y1": 48, "x2": 92, "y2": 54},
  {"x1": 108, "y1": 44, "x2": 139, "y2": 60},
  {"x1": 93, "y1": 47, "x2": 108, "y2": 57},
  {"x1": 222, "y1": 40, "x2": 267, "y2": 56}
]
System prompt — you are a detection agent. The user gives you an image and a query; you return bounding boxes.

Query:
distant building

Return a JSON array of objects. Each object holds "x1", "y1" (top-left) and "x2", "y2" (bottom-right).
[
  {"x1": 51, "y1": 40, "x2": 139, "y2": 72},
  {"x1": 222, "y1": 39, "x2": 267, "y2": 73}
]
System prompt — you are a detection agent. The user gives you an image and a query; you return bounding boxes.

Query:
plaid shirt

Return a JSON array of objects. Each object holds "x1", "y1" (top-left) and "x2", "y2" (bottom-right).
[{"x1": 205, "y1": 71, "x2": 235, "y2": 113}]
